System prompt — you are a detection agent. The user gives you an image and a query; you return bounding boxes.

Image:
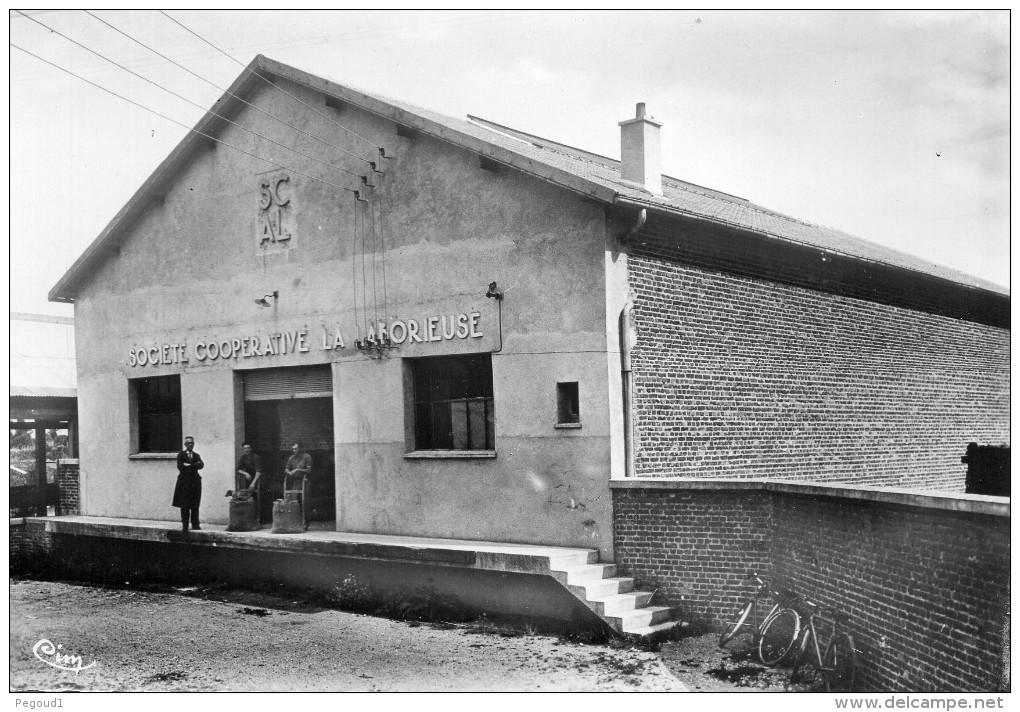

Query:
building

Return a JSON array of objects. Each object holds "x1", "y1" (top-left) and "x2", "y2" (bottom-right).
[
  {"x1": 10, "y1": 313, "x2": 78, "y2": 516},
  {"x1": 49, "y1": 55, "x2": 1009, "y2": 560}
]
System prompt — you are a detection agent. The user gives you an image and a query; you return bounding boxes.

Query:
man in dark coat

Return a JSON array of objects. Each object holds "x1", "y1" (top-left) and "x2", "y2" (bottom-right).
[{"x1": 173, "y1": 435, "x2": 204, "y2": 531}]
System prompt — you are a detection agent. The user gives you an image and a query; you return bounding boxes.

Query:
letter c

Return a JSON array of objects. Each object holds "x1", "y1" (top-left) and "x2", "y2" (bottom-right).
[{"x1": 272, "y1": 175, "x2": 291, "y2": 206}]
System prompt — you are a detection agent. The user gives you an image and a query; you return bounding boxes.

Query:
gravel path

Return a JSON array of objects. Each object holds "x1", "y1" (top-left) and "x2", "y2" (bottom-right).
[{"x1": 10, "y1": 579, "x2": 688, "y2": 692}]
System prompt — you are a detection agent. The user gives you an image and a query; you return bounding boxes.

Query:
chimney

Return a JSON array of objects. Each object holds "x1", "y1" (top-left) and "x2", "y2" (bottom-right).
[{"x1": 618, "y1": 102, "x2": 663, "y2": 196}]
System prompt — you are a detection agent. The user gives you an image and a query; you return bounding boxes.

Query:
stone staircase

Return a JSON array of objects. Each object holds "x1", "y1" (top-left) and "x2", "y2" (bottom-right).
[{"x1": 548, "y1": 553, "x2": 680, "y2": 638}]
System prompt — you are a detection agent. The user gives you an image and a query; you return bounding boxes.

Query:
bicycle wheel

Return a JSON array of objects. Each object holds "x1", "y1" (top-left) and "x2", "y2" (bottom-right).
[
  {"x1": 757, "y1": 607, "x2": 801, "y2": 666},
  {"x1": 718, "y1": 600, "x2": 753, "y2": 648},
  {"x1": 823, "y1": 633, "x2": 858, "y2": 692}
]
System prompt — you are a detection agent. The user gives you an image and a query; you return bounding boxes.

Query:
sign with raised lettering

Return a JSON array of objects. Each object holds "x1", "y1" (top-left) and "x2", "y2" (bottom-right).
[
  {"x1": 257, "y1": 172, "x2": 293, "y2": 250},
  {"x1": 127, "y1": 312, "x2": 485, "y2": 368}
]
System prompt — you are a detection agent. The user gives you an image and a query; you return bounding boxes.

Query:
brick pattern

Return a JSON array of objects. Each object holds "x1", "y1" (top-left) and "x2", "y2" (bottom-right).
[
  {"x1": 10, "y1": 519, "x2": 25, "y2": 562},
  {"x1": 17, "y1": 519, "x2": 54, "y2": 557},
  {"x1": 627, "y1": 228, "x2": 1010, "y2": 490},
  {"x1": 57, "y1": 461, "x2": 80, "y2": 516},
  {"x1": 770, "y1": 494, "x2": 1009, "y2": 692},
  {"x1": 612, "y1": 486, "x2": 1009, "y2": 692},
  {"x1": 612, "y1": 488, "x2": 772, "y2": 622}
]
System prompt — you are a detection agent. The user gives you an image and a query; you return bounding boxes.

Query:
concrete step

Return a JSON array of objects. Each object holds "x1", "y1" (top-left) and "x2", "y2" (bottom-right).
[
  {"x1": 571, "y1": 576, "x2": 635, "y2": 600},
  {"x1": 622, "y1": 620, "x2": 683, "y2": 639},
  {"x1": 588, "y1": 591, "x2": 654, "y2": 615},
  {"x1": 548, "y1": 551, "x2": 600, "y2": 570},
  {"x1": 558, "y1": 564, "x2": 618, "y2": 584},
  {"x1": 608, "y1": 605, "x2": 673, "y2": 633}
]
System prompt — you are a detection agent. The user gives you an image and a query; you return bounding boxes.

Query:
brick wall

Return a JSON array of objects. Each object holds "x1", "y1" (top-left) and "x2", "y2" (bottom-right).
[
  {"x1": 57, "y1": 459, "x2": 80, "y2": 516},
  {"x1": 10, "y1": 518, "x2": 25, "y2": 564},
  {"x1": 612, "y1": 480, "x2": 1010, "y2": 692},
  {"x1": 612, "y1": 487, "x2": 773, "y2": 622},
  {"x1": 626, "y1": 223, "x2": 1010, "y2": 491}
]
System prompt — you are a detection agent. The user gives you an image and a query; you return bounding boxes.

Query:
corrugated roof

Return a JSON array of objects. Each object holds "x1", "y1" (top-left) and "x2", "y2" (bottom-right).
[{"x1": 49, "y1": 55, "x2": 1008, "y2": 302}]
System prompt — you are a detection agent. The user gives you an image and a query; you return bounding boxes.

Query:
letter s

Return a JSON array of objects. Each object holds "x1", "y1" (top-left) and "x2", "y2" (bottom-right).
[{"x1": 258, "y1": 179, "x2": 272, "y2": 210}]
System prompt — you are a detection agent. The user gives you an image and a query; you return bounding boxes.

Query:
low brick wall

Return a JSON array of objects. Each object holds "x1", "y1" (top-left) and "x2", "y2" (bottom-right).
[
  {"x1": 10, "y1": 518, "x2": 26, "y2": 563},
  {"x1": 612, "y1": 479, "x2": 1009, "y2": 692}
]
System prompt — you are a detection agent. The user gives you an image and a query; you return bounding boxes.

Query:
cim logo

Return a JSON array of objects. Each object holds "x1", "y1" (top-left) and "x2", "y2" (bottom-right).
[{"x1": 258, "y1": 173, "x2": 293, "y2": 247}]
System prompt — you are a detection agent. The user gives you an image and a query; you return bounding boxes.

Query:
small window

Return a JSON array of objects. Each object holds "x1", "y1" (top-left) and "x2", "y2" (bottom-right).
[
  {"x1": 557, "y1": 382, "x2": 580, "y2": 425},
  {"x1": 132, "y1": 375, "x2": 182, "y2": 453},
  {"x1": 410, "y1": 354, "x2": 494, "y2": 451}
]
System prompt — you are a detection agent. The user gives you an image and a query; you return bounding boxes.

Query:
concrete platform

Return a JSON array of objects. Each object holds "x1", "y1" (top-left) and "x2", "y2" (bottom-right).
[
  {"x1": 33, "y1": 516, "x2": 599, "y2": 573},
  {"x1": 23, "y1": 516, "x2": 679, "y2": 638}
]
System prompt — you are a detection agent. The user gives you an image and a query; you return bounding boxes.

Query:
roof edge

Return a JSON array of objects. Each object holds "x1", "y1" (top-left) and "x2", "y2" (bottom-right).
[
  {"x1": 49, "y1": 55, "x2": 281, "y2": 302},
  {"x1": 260, "y1": 58, "x2": 619, "y2": 204},
  {"x1": 49, "y1": 55, "x2": 619, "y2": 302},
  {"x1": 615, "y1": 196, "x2": 1010, "y2": 300}
]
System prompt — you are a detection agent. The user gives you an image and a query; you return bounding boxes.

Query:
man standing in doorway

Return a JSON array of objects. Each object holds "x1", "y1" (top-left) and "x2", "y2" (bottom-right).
[
  {"x1": 173, "y1": 436, "x2": 204, "y2": 531},
  {"x1": 235, "y1": 442, "x2": 263, "y2": 497},
  {"x1": 283, "y1": 442, "x2": 312, "y2": 484}
]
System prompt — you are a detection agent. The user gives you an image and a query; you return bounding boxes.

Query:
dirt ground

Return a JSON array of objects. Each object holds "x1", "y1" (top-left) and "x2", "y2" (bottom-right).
[{"x1": 10, "y1": 578, "x2": 806, "y2": 693}]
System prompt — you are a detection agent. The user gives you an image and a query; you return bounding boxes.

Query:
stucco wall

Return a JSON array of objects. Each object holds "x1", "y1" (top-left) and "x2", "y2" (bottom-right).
[{"x1": 71, "y1": 78, "x2": 617, "y2": 556}]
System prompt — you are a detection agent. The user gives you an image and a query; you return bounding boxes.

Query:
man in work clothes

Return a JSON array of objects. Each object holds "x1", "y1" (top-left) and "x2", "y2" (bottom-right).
[
  {"x1": 173, "y1": 436, "x2": 204, "y2": 531},
  {"x1": 283, "y1": 442, "x2": 312, "y2": 485},
  {"x1": 235, "y1": 442, "x2": 263, "y2": 496}
]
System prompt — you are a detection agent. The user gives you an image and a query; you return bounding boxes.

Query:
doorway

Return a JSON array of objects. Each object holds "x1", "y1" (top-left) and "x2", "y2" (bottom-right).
[{"x1": 242, "y1": 366, "x2": 336, "y2": 526}]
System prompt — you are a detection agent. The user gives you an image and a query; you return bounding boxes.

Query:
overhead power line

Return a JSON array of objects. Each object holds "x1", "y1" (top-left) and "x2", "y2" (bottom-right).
[
  {"x1": 82, "y1": 10, "x2": 375, "y2": 167},
  {"x1": 16, "y1": 10, "x2": 365, "y2": 181},
  {"x1": 11, "y1": 43, "x2": 361, "y2": 195},
  {"x1": 159, "y1": 10, "x2": 383, "y2": 153}
]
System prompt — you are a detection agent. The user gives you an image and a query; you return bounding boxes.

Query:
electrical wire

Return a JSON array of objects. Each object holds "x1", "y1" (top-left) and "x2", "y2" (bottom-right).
[
  {"x1": 352, "y1": 192, "x2": 361, "y2": 342},
  {"x1": 369, "y1": 185, "x2": 379, "y2": 330},
  {"x1": 376, "y1": 172, "x2": 389, "y2": 320},
  {"x1": 18, "y1": 15, "x2": 404, "y2": 333},
  {"x1": 11, "y1": 43, "x2": 360, "y2": 195},
  {"x1": 160, "y1": 10, "x2": 381, "y2": 151},
  {"x1": 363, "y1": 195, "x2": 371, "y2": 340},
  {"x1": 83, "y1": 10, "x2": 375, "y2": 167},
  {"x1": 17, "y1": 11, "x2": 364, "y2": 181}
]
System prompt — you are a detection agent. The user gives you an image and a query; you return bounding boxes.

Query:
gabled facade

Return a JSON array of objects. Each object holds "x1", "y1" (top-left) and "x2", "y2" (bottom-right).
[{"x1": 51, "y1": 56, "x2": 1009, "y2": 559}]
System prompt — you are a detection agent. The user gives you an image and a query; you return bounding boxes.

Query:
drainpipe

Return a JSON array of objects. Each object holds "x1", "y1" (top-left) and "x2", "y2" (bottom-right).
[
  {"x1": 619, "y1": 301, "x2": 637, "y2": 479},
  {"x1": 618, "y1": 208, "x2": 644, "y2": 479},
  {"x1": 622, "y1": 208, "x2": 646, "y2": 243}
]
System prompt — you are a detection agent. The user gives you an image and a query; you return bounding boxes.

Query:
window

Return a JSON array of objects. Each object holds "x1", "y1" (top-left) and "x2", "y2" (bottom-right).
[
  {"x1": 410, "y1": 354, "x2": 494, "y2": 451},
  {"x1": 132, "y1": 376, "x2": 182, "y2": 453},
  {"x1": 557, "y1": 382, "x2": 580, "y2": 425}
]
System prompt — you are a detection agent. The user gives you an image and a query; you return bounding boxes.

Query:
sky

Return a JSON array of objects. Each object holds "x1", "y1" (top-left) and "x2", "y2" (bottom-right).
[{"x1": 8, "y1": 9, "x2": 1011, "y2": 319}]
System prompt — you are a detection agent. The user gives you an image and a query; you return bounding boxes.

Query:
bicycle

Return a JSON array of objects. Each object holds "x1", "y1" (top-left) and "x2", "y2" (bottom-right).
[
  {"x1": 718, "y1": 572, "x2": 802, "y2": 666},
  {"x1": 759, "y1": 595, "x2": 858, "y2": 692}
]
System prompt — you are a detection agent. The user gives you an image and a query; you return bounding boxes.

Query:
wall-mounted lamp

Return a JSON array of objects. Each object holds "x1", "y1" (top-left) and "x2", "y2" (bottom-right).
[
  {"x1": 486, "y1": 281, "x2": 504, "y2": 354},
  {"x1": 255, "y1": 291, "x2": 278, "y2": 308}
]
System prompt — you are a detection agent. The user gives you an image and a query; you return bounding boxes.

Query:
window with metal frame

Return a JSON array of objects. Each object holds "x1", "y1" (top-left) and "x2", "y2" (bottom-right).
[
  {"x1": 411, "y1": 354, "x2": 494, "y2": 451},
  {"x1": 133, "y1": 375, "x2": 182, "y2": 453}
]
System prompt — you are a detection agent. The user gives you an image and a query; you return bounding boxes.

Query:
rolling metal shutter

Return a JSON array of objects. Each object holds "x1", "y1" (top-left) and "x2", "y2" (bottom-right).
[{"x1": 242, "y1": 365, "x2": 332, "y2": 401}]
